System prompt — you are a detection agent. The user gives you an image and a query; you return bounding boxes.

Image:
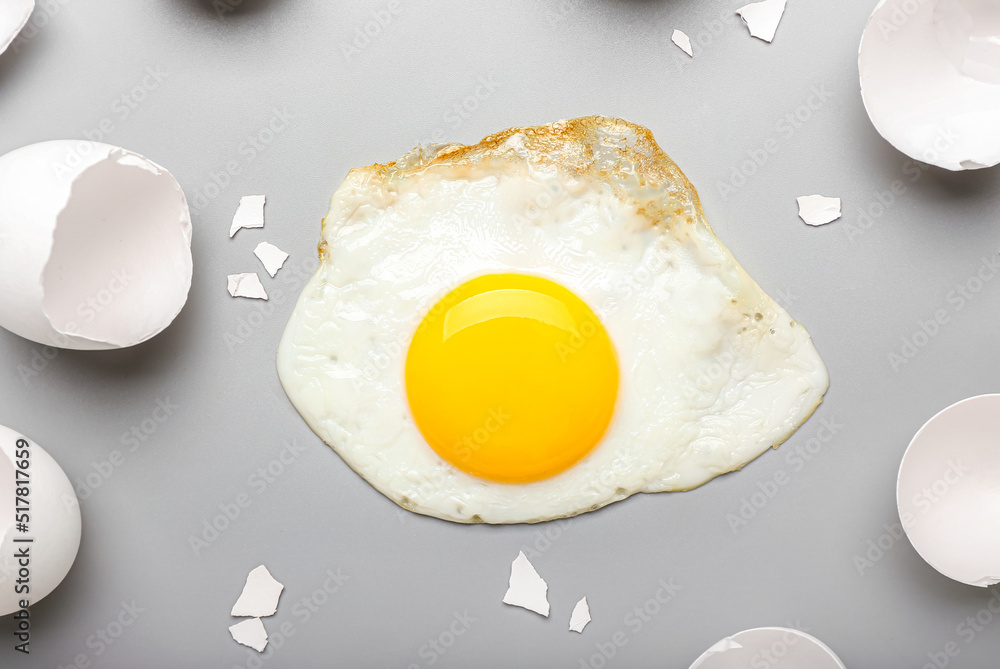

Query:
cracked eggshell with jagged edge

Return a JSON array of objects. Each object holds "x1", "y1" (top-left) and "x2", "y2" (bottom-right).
[
  {"x1": 0, "y1": 141, "x2": 192, "y2": 349},
  {"x1": 0, "y1": 424, "x2": 82, "y2": 617},
  {"x1": 860, "y1": 0, "x2": 1000, "y2": 170},
  {"x1": 688, "y1": 627, "x2": 846, "y2": 669},
  {"x1": 897, "y1": 394, "x2": 1000, "y2": 587},
  {"x1": 0, "y1": 0, "x2": 33, "y2": 56}
]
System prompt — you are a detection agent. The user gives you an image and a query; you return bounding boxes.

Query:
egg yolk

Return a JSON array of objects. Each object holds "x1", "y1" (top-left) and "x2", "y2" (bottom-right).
[{"x1": 405, "y1": 273, "x2": 619, "y2": 484}]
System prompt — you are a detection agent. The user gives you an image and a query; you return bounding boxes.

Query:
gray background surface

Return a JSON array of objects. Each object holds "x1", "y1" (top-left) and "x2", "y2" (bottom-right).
[{"x1": 2, "y1": 0, "x2": 1000, "y2": 667}]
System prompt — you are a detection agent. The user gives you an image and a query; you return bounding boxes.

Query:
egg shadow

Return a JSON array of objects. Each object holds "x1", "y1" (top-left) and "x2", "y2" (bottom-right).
[
  {"x1": 853, "y1": 102, "x2": 1000, "y2": 234},
  {"x1": 173, "y1": 0, "x2": 289, "y2": 20},
  {"x1": 895, "y1": 538, "x2": 1000, "y2": 609},
  {"x1": 55, "y1": 307, "x2": 193, "y2": 386},
  {"x1": 919, "y1": 163, "x2": 1000, "y2": 202},
  {"x1": 899, "y1": 160, "x2": 1000, "y2": 237},
  {"x1": 0, "y1": 25, "x2": 42, "y2": 98},
  {"x1": 600, "y1": 0, "x2": 696, "y2": 11},
  {"x1": 0, "y1": 281, "x2": 199, "y2": 398}
]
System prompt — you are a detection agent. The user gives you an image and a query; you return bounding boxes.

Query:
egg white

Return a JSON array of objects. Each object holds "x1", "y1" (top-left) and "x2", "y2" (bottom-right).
[{"x1": 277, "y1": 117, "x2": 828, "y2": 523}]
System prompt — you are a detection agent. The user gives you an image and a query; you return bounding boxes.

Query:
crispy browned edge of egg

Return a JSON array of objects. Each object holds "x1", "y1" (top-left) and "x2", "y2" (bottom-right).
[{"x1": 317, "y1": 115, "x2": 701, "y2": 258}]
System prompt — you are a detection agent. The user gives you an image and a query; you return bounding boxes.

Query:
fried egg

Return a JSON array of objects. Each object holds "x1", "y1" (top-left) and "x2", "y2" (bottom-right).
[{"x1": 276, "y1": 116, "x2": 828, "y2": 524}]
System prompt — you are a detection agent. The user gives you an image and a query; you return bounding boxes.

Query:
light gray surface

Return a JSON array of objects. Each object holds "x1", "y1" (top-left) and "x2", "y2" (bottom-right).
[{"x1": 2, "y1": 0, "x2": 1000, "y2": 667}]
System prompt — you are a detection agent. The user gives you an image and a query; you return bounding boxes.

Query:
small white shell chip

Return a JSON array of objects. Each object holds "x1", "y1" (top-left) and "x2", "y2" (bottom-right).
[
  {"x1": 0, "y1": 0, "x2": 33, "y2": 56},
  {"x1": 230, "y1": 195, "x2": 266, "y2": 237},
  {"x1": 672, "y1": 29, "x2": 694, "y2": 57},
  {"x1": 736, "y1": 0, "x2": 787, "y2": 43},
  {"x1": 231, "y1": 565, "x2": 285, "y2": 617},
  {"x1": 897, "y1": 394, "x2": 1000, "y2": 587},
  {"x1": 254, "y1": 242, "x2": 289, "y2": 278},
  {"x1": 688, "y1": 627, "x2": 845, "y2": 669},
  {"x1": 229, "y1": 617, "x2": 268, "y2": 653},
  {"x1": 568, "y1": 597, "x2": 591, "y2": 633},
  {"x1": 796, "y1": 195, "x2": 842, "y2": 226},
  {"x1": 860, "y1": 0, "x2": 1000, "y2": 170},
  {"x1": 501, "y1": 551, "x2": 549, "y2": 617},
  {"x1": 227, "y1": 273, "x2": 268, "y2": 300}
]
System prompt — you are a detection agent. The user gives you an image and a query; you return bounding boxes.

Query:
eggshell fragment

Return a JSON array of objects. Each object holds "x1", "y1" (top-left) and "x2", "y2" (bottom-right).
[
  {"x1": 254, "y1": 242, "x2": 288, "y2": 278},
  {"x1": 860, "y1": 0, "x2": 1000, "y2": 170},
  {"x1": 688, "y1": 627, "x2": 845, "y2": 669},
  {"x1": 230, "y1": 195, "x2": 265, "y2": 237},
  {"x1": 231, "y1": 565, "x2": 284, "y2": 617},
  {"x1": 796, "y1": 195, "x2": 842, "y2": 226},
  {"x1": 0, "y1": 140, "x2": 192, "y2": 350},
  {"x1": 0, "y1": 0, "x2": 33, "y2": 56},
  {"x1": 897, "y1": 394, "x2": 1000, "y2": 587},
  {"x1": 672, "y1": 29, "x2": 694, "y2": 57},
  {"x1": 229, "y1": 618, "x2": 268, "y2": 652},
  {"x1": 227, "y1": 273, "x2": 268, "y2": 300},
  {"x1": 736, "y1": 0, "x2": 787, "y2": 43},
  {"x1": 0, "y1": 424, "x2": 82, "y2": 617},
  {"x1": 502, "y1": 551, "x2": 549, "y2": 617},
  {"x1": 568, "y1": 597, "x2": 591, "y2": 633}
]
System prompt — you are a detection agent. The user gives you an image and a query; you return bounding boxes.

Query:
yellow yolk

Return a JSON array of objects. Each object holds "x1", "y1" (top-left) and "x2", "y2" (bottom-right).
[{"x1": 405, "y1": 274, "x2": 619, "y2": 484}]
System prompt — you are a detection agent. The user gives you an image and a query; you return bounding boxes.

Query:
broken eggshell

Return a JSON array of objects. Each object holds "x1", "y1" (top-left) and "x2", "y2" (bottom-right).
[
  {"x1": 860, "y1": 0, "x2": 1000, "y2": 170},
  {"x1": 229, "y1": 617, "x2": 268, "y2": 652},
  {"x1": 227, "y1": 273, "x2": 268, "y2": 300},
  {"x1": 231, "y1": 565, "x2": 284, "y2": 617},
  {"x1": 0, "y1": 424, "x2": 82, "y2": 617},
  {"x1": 672, "y1": 29, "x2": 694, "y2": 57},
  {"x1": 0, "y1": 0, "x2": 33, "y2": 56},
  {"x1": 253, "y1": 242, "x2": 288, "y2": 278},
  {"x1": 502, "y1": 551, "x2": 549, "y2": 617},
  {"x1": 688, "y1": 627, "x2": 845, "y2": 669},
  {"x1": 0, "y1": 140, "x2": 192, "y2": 350},
  {"x1": 568, "y1": 597, "x2": 591, "y2": 633},
  {"x1": 897, "y1": 394, "x2": 1000, "y2": 587},
  {"x1": 736, "y1": 0, "x2": 787, "y2": 43},
  {"x1": 230, "y1": 195, "x2": 265, "y2": 238},
  {"x1": 797, "y1": 195, "x2": 842, "y2": 226}
]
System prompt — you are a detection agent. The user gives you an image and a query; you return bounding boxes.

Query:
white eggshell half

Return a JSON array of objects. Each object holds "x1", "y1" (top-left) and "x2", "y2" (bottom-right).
[
  {"x1": 859, "y1": 0, "x2": 1000, "y2": 171},
  {"x1": 0, "y1": 0, "x2": 33, "y2": 56},
  {"x1": 0, "y1": 424, "x2": 82, "y2": 617},
  {"x1": 688, "y1": 627, "x2": 846, "y2": 669},
  {"x1": 0, "y1": 141, "x2": 192, "y2": 350},
  {"x1": 897, "y1": 394, "x2": 1000, "y2": 587}
]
